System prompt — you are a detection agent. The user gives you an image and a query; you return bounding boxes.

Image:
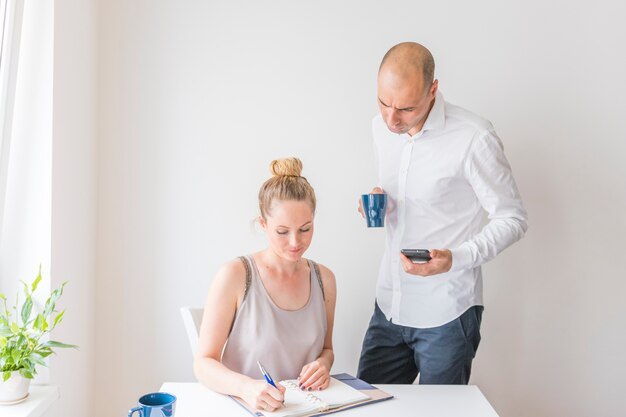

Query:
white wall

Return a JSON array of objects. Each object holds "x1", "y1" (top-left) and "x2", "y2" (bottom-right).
[
  {"x1": 97, "y1": 1, "x2": 626, "y2": 416},
  {"x1": 48, "y1": 0, "x2": 98, "y2": 416}
]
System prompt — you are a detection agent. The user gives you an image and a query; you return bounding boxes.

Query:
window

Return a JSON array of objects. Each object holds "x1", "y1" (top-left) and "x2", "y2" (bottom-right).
[
  {"x1": 0, "y1": 0, "x2": 24, "y2": 239},
  {"x1": 0, "y1": 0, "x2": 53, "y2": 384},
  {"x1": 0, "y1": 0, "x2": 7, "y2": 63}
]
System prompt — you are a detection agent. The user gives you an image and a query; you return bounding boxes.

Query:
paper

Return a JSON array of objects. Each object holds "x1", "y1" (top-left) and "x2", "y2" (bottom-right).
[{"x1": 260, "y1": 377, "x2": 370, "y2": 417}]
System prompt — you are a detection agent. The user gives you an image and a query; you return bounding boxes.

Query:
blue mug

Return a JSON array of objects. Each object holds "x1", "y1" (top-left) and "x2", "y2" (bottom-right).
[
  {"x1": 361, "y1": 193, "x2": 387, "y2": 227},
  {"x1": 128, "y1": 392, "x2": 176, "y2": 417}
]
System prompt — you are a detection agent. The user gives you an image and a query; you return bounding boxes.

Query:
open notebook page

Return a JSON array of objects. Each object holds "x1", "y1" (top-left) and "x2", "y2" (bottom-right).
[
  {"x1": 301, "y1": 377, "x2": 370, "y2": 407},
  {"x1": 260, "y1": 377, "x2": 370, "y2": 417},
  {"x1": 258, "y1": 385, "x2": 317, "y2": 417}
]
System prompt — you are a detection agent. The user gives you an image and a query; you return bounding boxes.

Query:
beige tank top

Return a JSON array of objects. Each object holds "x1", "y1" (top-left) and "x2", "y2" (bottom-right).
[{"x1": 221, "y1": 255, "x2": 327, "y2": 381}]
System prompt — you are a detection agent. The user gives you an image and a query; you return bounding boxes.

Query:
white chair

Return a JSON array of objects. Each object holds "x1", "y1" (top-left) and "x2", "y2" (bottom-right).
[{"x1": 180, "y1": 307, "x2": 203, "y2": 357}]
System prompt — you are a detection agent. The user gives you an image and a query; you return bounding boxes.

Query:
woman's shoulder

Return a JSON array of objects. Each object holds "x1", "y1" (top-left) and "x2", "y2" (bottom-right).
[
  {"x1": 309, "y1": 260, "x2": 334, "y2": 278},
  {"x1": 219, "y1": 256, "x2": 247, "y2": 274},
  {"x1": 308, "y1": 260, "x2": 336, "y2": 293},
  {"x1": 212, "y1": 257, "x2": 249, "y2": 292}
]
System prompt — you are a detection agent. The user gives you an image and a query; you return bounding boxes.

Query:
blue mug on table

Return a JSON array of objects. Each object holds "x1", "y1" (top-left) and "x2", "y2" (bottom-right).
[
  {"x1": 128, "y1": 392, "x2": 176, "y2": 417},
  {"x1": 361, "y1": 193, "x2": 387, "y2": 227}
]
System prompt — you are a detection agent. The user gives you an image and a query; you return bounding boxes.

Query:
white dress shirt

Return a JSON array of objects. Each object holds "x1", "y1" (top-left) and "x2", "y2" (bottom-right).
[{"x1": 373, "y1": 91, "x2": 528, "y2": 328}]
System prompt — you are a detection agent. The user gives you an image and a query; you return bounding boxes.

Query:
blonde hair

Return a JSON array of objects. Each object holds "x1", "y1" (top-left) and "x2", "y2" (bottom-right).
[{"x1": 258, "y1": 157, "x2": 316, "y2": 219}]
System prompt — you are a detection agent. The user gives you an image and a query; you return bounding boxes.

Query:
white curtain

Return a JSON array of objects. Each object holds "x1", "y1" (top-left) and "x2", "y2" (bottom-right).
[{"x1": 0, "y1": 0, "x2": 24, "y2": 241}]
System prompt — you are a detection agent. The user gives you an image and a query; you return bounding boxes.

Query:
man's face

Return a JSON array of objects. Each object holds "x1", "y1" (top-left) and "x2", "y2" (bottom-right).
[{"x1": 377, "y1": 68, "x2": 438, "y2": 136}]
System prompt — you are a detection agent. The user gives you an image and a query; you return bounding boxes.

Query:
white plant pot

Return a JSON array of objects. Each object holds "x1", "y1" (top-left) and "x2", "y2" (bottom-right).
[{"x1": 0, "y1": 371, "x2": 31, "y2": 404}]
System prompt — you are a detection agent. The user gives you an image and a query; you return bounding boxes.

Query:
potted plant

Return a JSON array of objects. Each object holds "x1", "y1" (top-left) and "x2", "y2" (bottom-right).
[{"x1": 0, "y1": 266, "x2": 77, "y2": 404}]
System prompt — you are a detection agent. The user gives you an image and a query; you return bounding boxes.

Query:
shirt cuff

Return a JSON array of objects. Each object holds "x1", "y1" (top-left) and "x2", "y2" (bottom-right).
[{"x1": 449, "y1": 245, "x2": 474, "y2": 272}]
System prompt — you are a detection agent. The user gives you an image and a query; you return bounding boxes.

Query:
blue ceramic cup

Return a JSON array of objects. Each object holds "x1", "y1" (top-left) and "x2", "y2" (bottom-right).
[
  {"x1": 361, "y1": 193, "x2": 387, "y2": 227},
  {"x1": 128, "y1": 392, "x2": 176, "y2": 417}
]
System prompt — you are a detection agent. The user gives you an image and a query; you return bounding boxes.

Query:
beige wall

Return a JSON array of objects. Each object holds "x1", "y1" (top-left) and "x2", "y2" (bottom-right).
[
  {"x1": 48, "y1": 0, "x2": 98, "y2": 416},
  {"x1": 94, "y1": 1, "x2": 626, "y2": 416}
]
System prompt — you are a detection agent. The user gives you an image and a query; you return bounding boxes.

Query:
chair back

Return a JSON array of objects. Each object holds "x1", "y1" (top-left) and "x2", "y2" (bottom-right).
[{"x1": 180, "y1": 307, "x2": 203, "y2": 357}]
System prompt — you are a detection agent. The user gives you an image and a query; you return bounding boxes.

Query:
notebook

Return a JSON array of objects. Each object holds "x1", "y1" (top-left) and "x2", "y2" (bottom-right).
[{"x1": 231, "y1": 373, "x2": 393, "y2": 417}]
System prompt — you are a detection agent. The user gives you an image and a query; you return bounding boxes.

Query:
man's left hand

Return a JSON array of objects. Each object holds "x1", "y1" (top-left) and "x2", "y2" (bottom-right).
[{"x1": 400, "y1": 249, "x2": 452, "y2": 276}]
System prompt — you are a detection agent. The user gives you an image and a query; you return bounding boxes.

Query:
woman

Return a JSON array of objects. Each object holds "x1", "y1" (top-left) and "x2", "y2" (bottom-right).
[{"x1": 194, "y1": 157, "x2": 337, "y2": 413}]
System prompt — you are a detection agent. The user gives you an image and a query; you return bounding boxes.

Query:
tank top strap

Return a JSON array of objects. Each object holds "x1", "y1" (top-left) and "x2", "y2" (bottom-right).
[
  {"x1": 240, "y1": 255, "x2": 323, "y2": 301},
  {"x1": 238, "y1": 255, "x2": 253, "y2": 300},
  {"x1": 307, "y1": 259, "x2": 325, "y2": 301}
]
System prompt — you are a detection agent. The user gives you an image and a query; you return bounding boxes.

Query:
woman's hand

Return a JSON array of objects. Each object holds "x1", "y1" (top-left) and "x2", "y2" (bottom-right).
[
  {"x1": 241, "y1": 379, "x2": 285, "y2": 412},
  {"x1": 298, "y1": 359, "x2": 331, "y2": 391}
]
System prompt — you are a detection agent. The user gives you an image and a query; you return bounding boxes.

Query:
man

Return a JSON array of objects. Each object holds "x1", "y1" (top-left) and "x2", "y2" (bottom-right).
[{"x1": 357, "y1": 42, "x2": 528, "y2": 385}]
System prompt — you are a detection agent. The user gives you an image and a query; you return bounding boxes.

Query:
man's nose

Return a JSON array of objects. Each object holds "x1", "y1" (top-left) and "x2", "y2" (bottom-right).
[{"x1": 387, "y1": 109, "x2": 400, "y2": 125}]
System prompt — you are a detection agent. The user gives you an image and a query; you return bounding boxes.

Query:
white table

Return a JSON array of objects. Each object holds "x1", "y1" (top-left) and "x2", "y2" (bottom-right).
[
  {"x1": 160, "y1": 382, "x2": 499, "y2": 417},
  {"x1": 0, "y1": 385, "x2": 59, "y2": 417}
]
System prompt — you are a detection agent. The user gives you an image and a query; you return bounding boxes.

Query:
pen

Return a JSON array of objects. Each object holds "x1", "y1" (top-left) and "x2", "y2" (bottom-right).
[{"x1": 257, "y1": 360, "x2": 277, "y2": 388}]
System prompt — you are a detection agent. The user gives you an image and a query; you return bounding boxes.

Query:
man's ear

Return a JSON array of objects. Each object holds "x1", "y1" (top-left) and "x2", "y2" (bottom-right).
[{"x1": 430, "y1": 79, "x2": 439, "y2": 97}]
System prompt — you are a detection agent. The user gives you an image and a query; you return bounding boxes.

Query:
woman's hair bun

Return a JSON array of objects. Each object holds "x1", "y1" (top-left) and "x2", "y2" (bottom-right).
[
  {"x1": 270, "y1": 157, "x2": 303, "y2": 177},
  {"x1": 259, "y1": 156, "x2": 315, "y2": 218}
]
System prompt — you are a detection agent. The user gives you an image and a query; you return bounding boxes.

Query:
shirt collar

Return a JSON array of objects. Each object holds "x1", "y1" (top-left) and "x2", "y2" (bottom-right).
[{"x1": 421, "y1": 90, "x2": 445, "y2": 133}]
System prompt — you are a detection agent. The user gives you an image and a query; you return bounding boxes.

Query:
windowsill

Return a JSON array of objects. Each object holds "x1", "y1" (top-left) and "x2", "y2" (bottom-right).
[{"x1": 0, "y1": 385, "x2": 58, "y2": 417}]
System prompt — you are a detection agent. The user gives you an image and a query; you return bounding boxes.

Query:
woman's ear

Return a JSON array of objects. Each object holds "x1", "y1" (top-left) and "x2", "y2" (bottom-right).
[{"x1": 258, "y1": 216, "x2": 267, "y2": 230}]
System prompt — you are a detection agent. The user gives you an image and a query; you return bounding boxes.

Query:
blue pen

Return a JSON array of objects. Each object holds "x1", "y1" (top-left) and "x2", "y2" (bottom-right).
[{"x1": 257, "y1": 360, "x2": 277, "y2": 388}]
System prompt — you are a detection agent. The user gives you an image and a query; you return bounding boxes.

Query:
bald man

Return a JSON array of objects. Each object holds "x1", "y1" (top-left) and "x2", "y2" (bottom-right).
[{"x1": 357, "y1": 42, "x2": 528, "y2": 385}]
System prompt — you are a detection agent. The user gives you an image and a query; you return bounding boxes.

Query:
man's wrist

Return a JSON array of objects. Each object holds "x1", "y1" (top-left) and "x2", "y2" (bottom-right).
[{"x1": 449, "y1": 246, "x2": 472, "y2": 272}]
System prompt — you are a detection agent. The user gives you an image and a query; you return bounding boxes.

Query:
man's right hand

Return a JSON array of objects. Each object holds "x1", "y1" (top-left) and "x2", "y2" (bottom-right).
[
  {"x1": 400, "y1": 248, "x2": 453, "y2": 277},
  {"x1": 358, "y1": 187, "x2": 385, "y2": 218}
]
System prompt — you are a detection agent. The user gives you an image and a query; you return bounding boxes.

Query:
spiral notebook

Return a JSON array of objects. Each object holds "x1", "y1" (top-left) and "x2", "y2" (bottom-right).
[{"x1": 231, "y1": 373, "x2": 393, "y2": 417}]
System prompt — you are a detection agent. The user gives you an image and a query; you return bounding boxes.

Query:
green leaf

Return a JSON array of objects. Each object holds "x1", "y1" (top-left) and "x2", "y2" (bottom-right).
[
  {"x1": 34, "y1": 314, "x2": 43, "y2": 331},
  {"x1": 0, "y1": 293, "x2": 6, "y2": 301},
  {"x1": 32, "y1": 266, "x2": 43, "y2": 293},
  {"x1": 21, "y1": 281, "x2": 30, "y2": 298},
  {"x1": 29, "y1": 355, "x2": 47, "y2": 367},
  {"x1": 36, "y1": 349, "x2": 53, "y2": 358},
  {"x1": 10, "y1": 322, "x2": 18, "y2": 333},
  {"x1": 3, "y1": 371, "x2": 11, "y2": 382},
  {"x1": 21, "y1": 297, "x2": 33, "y2": 325},
  {"x1": 0, "y1": 336, "x2": 6, "y2": 348},
  {"x1": 34, "y1": 346, "x2": 53, "y2": 356},
  {"x1": 19, "y1": 369, "x2": 34, "y2": 379},
  {"x1": 33, "y1": 314, "x2": 48, "y2": 332},
  {"x1": 52, "y1": 311, "x2": 65, "y2": 329},
  {"x1": 21, "y1": 358, "x2": 32, "y2": 369},
  {"x1": 43, "y1": 284, "x2": 66, "y2": 317},
  {"x1": 43, "y1": 340, "x2": 78, "y2": 349}
]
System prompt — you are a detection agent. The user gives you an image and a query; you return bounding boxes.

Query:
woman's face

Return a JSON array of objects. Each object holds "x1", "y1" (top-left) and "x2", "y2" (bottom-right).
[{"x1": 260, "y1": 199, "x2": 314, "y2": 262}]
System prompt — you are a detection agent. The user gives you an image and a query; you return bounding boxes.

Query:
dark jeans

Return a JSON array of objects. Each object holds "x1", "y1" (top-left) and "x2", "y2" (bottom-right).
[{"x1": 357, "y1": 302, "x2": 483, "y2": 385}]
